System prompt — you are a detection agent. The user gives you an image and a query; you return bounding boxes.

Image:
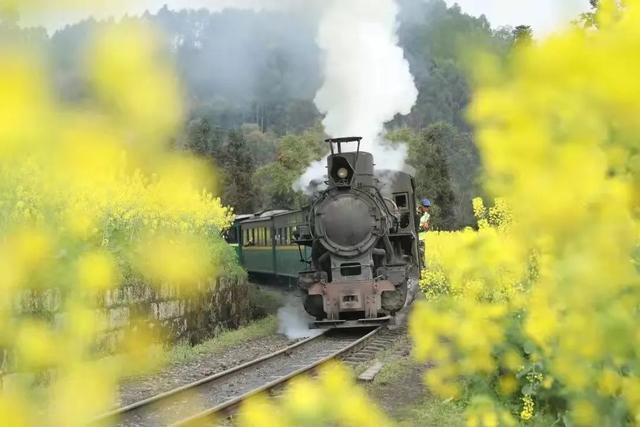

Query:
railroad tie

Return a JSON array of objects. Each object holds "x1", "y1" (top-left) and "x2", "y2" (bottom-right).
[{"x1": 357, "y1": 362, "x2": 384, "y2": 382}]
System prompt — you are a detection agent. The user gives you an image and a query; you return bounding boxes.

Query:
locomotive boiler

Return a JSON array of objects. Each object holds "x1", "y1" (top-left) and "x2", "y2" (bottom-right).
[{"x1": 295, "y1": 137, "x2": 421, "y2": 327}]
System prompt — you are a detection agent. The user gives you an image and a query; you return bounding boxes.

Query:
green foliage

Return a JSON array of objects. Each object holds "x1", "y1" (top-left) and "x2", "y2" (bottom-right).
[
  {"x1": 388, "y1": 0, "x2": 515, "y2": 229},
  {"x1": 253, "y1": 125, "x2": 327, "y2": 210},
  {"x1": 247, "y1": 285, "x2": 285, "y2": 319},
  {"x1": 178, "y1": 118, "x2": 325, "y2": 213},
  {"x1": 398, "y1": 398, "x2": 466, "y2": 427},
  {"x1": 241, "y1": 123, "x2": 278, "y2": 166},
  {"x1": 389, "y1": 122, "x2": 479, "y2": 229},
  {"x1": 411, "y1": 126, "x2": 457, "y2": 230},
  {"x1": 167, "y1": 315, "x2": 278, "y2": 365},
  {"x1": 218, "y1": 130, "x2": 258, "y2": 213},
  {"x1": 396, "y1": 0, "x2": 514, "y2": 131},
  {"x1": 576, "y1": 0, "x2": 600, "y2": 28},
  {"x1": 513, "y1": 25, "x2": 533, "y2": 48}
]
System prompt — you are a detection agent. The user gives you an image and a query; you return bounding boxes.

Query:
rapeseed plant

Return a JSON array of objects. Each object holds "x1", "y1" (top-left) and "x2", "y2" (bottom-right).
[
  {"x1": 411, "y1": 1, "x2": 640, "y2": 424},
  {"x1": 0, "y1": 13, "x2": 235, "y2": 426}
]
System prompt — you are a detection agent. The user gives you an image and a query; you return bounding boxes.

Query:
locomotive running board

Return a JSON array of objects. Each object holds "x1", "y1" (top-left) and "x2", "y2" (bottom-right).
[{"x1": 311, "y1": 316, "x2": 392, "y2": 329}]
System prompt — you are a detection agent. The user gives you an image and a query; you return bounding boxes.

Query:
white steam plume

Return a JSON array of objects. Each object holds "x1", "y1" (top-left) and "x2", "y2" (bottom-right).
[
  {"x1": 277, "y1": 296, "x2": 322, "y2": 340},
  {"x1": 298, "y1": 0, "x2": 418, "y2": 189}
]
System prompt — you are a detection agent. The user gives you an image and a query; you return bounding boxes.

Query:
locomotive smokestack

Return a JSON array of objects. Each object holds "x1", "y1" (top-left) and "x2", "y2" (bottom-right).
[{"x1": 325, "y1": 137, "x2": 374, "y2": 188}]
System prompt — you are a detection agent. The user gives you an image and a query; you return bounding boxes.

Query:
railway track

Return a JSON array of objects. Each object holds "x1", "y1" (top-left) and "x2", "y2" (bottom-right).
[{"x1": 93, "y1": 326, "x2": 381, "y2": 427}]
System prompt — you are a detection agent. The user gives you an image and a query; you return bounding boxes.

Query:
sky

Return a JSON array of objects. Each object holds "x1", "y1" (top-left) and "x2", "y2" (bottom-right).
[
  {"x1": 443, "y1": 0, "x2": 590, "y2": 35},
  {"x1": 23, "y1": 0, "x2": 590, "y2": 36}
]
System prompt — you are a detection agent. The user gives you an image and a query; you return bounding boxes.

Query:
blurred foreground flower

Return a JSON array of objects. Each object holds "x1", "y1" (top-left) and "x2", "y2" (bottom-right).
[
  {"x1": 0, "y1": 16, "x2": 235, "y2": 426},
  {"x1": 412, "y1": 1, "x2": 640, "y2": 425},
  {"x1": 237, "y1": 362, "x2": 394, "y2": 427}
]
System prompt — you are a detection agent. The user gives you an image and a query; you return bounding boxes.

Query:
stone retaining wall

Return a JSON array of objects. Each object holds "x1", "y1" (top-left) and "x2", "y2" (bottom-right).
[{"x1": 1, "y1": 276, "x2": 252, "y2": 375}]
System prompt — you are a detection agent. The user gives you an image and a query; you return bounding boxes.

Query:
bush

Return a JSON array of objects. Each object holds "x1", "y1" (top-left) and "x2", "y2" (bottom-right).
[{"x1": 411, "y1": 3, "x2": 640, "y2": 425}]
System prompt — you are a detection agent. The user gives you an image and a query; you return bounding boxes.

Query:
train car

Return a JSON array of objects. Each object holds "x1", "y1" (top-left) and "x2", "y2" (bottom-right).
[
  {"x1": 228, "y1": 210, "x2": 310, "y2": 286},
  {"x1": 227, "y1": 137, "x2": 420, "y2": 328},
  {"x1": 295, "y1": 137, "x2": 421, "y2": 328}
]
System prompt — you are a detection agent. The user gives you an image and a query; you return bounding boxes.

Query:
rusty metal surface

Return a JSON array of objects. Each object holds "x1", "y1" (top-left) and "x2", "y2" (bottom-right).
[{"x1": 308, "y1": 279, "x2": 395, "y2": 319}]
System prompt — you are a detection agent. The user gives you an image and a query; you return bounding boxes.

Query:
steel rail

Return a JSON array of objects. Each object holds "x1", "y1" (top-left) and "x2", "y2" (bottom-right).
[
  {"x1": 91, "y1": 329, "x2": 329, "y2": 425},
  {"x1": 171, "y1": 326, "x2": 382, "y2": 427}
]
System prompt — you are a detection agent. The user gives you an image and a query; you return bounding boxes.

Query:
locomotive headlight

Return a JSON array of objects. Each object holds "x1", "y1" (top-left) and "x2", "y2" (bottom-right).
[{"x1": 337, "y1": 167, "x2": 349, "y2": 179}]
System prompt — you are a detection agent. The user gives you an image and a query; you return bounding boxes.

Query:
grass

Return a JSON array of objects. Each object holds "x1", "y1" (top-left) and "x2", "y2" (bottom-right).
[
  {"x1": 360, "y1": 336, "x2": 467, "y2": 426},
  {"x1": 373, "y1": 355, "x2": 415, "y2": 386},
  {"x1": 366, "y1": 336, "x2": 415, "y2": 386},
  {"x1": 247, "y1": 284, "x2": 286, "y2": 319},
  {"x1": 164, "y1": 284, "x2": 285, "y2": 365},
  {"x1": 397, "y1": 397, "x2": 466, "y2": 427},
  {"x1": 366, "y1": 353, "x2": 468, "y2": 427},
  {"x1": 167, "y1": 315, "x2": 278, "y2": 365}
]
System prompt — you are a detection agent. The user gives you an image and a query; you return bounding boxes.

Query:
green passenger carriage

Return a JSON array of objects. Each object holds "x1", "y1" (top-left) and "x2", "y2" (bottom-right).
[{"x1": 228, "y1": 210, "x2": 310, "y2": 285}]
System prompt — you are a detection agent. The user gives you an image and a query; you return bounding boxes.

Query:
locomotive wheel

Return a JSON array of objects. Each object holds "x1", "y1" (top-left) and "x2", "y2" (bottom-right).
[
  {"x1": 303, "y1": 294, "x2": 325, "y2": 319},
  {"x1": 381, "y1": 283, "x2": 408, "y2": 313}
]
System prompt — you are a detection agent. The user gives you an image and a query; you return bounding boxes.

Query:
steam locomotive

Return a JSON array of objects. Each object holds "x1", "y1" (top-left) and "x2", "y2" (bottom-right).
[
  {"x1": 295, "y1": 137, "x2": 421, "y2": 327},
  {"x1": 229, "y1": 137, "x2": 421, "y2": 328}
]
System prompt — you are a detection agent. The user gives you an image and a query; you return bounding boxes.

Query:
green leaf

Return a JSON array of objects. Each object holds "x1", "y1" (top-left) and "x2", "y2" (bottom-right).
[{"x1": 523, "y1": 341, "x2": 536, "y2": 355}]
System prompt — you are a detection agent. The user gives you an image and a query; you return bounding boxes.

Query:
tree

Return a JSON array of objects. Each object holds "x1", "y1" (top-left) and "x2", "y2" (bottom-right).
[
  {"x1": 388, "y1": 126, "x2": 457, "y2": 230},
  {"x1": 252, "y1": 125, "x2": 327, "y2": 210},
  {"x1": 389, "y1": 122, "x2": 480, "y2": 229},
  {"x1": 421, "y1": 122, "x2": 479, "y2": 227},
  {"x1": 411, "y1": 127, "x2": 456, "y2": 230},
  {"x1": 513, "y1": 25, "x2": 533, "y2": 47},
  {"x1": 0, "y1": 9, "x2": 48, "y2": 51},
  {"x1": 183, "y1": 118, "x2": 211, "y2": 155},
  {"x1": 218, "y1": 130, "x2": 257, "y2": 213},
  {"x1": 394, "y1": 0, "x2": 514, "y2": 131},
  {"x1": 576, "y1": 0, "x2": 600, "y2": 28},
  {"x1": 240, "y1": 124, "x2": 278, "y2": 166}
]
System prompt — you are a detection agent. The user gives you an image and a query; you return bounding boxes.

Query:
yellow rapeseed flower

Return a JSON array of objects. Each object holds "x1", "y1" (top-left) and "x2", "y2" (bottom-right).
[{"x1": 75, "y1": 250, "x2": 119, "y2": 291}]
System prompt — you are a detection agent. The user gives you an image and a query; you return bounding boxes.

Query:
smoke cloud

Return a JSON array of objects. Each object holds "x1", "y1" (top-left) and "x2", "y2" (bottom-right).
[
  {"x1": 298, "y1": 0, "x2": 418, "y2": 188},
  {"x1": 31, "y1": 0, "x2": 417, "y2": 188},
  {"x1": 277, "y1": 296, "x2": 322, "y2": 340}
]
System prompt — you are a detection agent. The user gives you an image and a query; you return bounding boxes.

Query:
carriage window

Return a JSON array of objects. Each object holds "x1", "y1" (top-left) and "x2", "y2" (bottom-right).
[
  {"x1": 266, "y1": 228, "x2": 271, "y2": 245},
  {"x1": 394, "y1": 193, "x2": 408, "y2": 208}
]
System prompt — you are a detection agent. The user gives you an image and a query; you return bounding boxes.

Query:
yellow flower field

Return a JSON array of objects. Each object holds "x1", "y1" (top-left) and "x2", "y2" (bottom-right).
[
  {"x1": 0, "y1": 21, "x2": 238, "y2": 425},
  {"x1": 410, "y1": 1, "x2": 640, "y2": 424}
]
